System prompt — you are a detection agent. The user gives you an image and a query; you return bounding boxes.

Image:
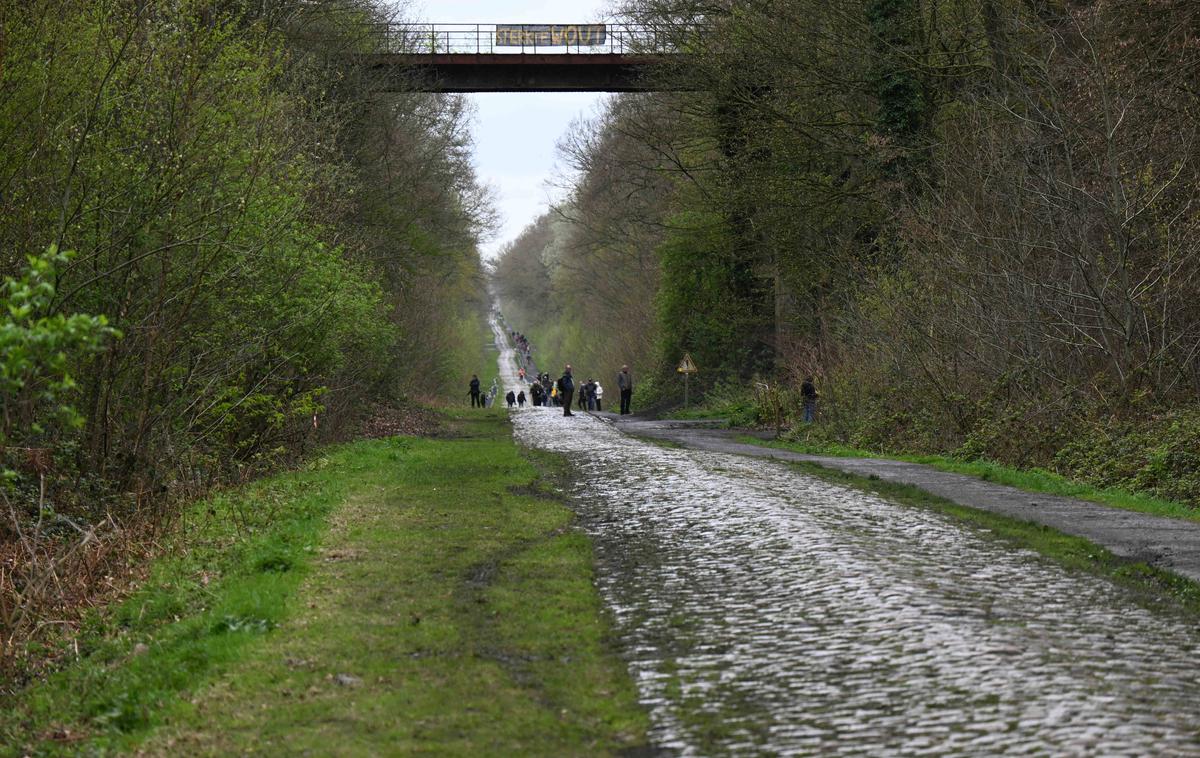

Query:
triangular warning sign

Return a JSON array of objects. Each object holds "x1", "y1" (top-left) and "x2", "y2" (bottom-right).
[{"x1": 676, "y1": 353, "x2": 697, "y2": 373}]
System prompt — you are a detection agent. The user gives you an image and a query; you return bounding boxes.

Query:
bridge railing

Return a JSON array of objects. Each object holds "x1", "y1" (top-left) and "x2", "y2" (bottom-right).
[{"x1": 363, "y1": 23, "x2": 695, "y2": 56}]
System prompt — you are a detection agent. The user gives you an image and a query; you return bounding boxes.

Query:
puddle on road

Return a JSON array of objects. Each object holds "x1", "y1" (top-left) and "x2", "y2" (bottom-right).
[{"x1": 491, "y1": 321, "x2": 1200, "y2": 755}]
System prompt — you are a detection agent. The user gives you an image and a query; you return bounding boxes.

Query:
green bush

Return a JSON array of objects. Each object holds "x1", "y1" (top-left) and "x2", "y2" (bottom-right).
[
  {"x1": 1055, "y1": 408, "x2": 1200, "y2": 506},
  {"x1": 0, "y1": 247, "x2": 118, "y2": 481}
]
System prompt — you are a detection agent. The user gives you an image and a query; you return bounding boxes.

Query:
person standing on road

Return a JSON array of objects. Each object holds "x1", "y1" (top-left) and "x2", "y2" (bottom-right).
[
  {"x1": 506, "y1": 390, "x2": 516, "y2": 408},
  {"x1": 594, "y1": 381, "x2": 604, "y2": 412},
  {"x1": 617, "y1": 365, "x2": 633, "y2": 415},
  {"x1": 558, "y1": 365, "x2": 576, "y2": 417},
  {"x1": 801, "y1": 376, "x2": 818, "y2": 423},
  {"x1": 469, "y1": 374, "x2": 481, "y2": 408},
  {"x1": 517, "y1": 390, "x2": 526, "y2": 408}
]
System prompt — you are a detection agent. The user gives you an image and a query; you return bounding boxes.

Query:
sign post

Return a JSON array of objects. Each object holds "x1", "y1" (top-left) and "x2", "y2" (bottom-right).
[{"x1": 676, "y1": 352, "x2": 697, "y2": 409}]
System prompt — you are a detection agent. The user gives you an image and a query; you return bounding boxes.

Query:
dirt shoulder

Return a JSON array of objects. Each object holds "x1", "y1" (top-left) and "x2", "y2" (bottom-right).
[{"x1": 608, "y1": 416, "x2": 1200, "y2": 585}]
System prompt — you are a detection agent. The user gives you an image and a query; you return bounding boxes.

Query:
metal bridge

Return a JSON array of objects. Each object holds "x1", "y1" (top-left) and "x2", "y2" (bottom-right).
[{"x1": 349, "y1": 23, "x2": 694, "y2": 93}]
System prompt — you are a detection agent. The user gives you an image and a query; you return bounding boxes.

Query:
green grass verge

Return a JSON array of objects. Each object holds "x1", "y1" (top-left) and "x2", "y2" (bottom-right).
[
  {"x1": 780, "y1": 460, "x2": 1200, "y2": 618},
  {"x1": 2, "y1": 449, "x2": 358, "y2": 755},
  {"x1": 665, "y1": 407, "x2": 733, "y2": 421},
  {"x1": 2, "y1": 410, "x2": 649, "y2": 756},
  {"x1": 737, "y1": 435, "x2": 1200, "y2": 523},
  {"x1": 664, "y1": 397, "x2": 756, "y2": 426}
]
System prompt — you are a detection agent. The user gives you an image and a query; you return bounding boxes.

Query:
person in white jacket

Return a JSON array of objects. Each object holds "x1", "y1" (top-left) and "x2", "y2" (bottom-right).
[{"x1": 594, "y1": 381, "x2": 604, "y2": 412}]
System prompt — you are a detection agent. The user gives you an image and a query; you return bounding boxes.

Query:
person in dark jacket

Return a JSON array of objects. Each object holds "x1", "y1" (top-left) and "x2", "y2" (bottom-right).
[
  {"x1": 517, "y1": 390, "x2": 526, "y2": 407},
  {"x1": 617, "y1": 366, "x2": 633, "y2": 415},
  {"x1": 506, "y1": 390, "x2": 516, "y2": 408},
  {"x1": 801, "y1": 376, "x2": 818, "y2": 423},
  {"x1": 469, "y1": 374, "x2": 481, "y2": 408},
  {"x1": 557, "y1": 365, "x2": 575, "y2": 416},
  {"x1": 530, "y1": 382, "x2": 543, "y2": 406}
]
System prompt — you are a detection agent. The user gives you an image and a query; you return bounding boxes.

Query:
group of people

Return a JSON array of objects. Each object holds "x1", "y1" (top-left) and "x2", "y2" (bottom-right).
[
  {"x1": 521, "y1": 371, "x2": 601, "y2": 411},
  {"x1": 510, "y1": 329, "x2": 533, "y2": 371},
  {"x1": 482, "y1": 315, "x2": 818, "y2": 422},
  {"x1": 527, "y1": 373, "x2": 557, "y2": 407},
  {"x1": 479, "y1": 363, "x2": 815, "y2": 421},
  {"x1": 468, "y1": 353, "x2": 635, "y2": 421},
  {"x1": 472, "y1": 315, "x2": 638, "y2": 417},
  {"x1": 574, "y1": 377, "x2": 604, "y2": 412},
  {"x1": 548, "y1": 364, "x2": 634, "y2": 418}
]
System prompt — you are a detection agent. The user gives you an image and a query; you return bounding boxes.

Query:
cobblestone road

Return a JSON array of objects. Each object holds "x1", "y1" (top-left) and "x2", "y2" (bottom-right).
[{"x1": 492, "y1": 319, "x2": 1200, "y2": 756}]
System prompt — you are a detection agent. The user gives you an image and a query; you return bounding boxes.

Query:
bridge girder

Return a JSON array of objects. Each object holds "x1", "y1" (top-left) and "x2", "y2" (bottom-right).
[{"x1": 357, "y1": 53, "x2": 682, "y2": 93}]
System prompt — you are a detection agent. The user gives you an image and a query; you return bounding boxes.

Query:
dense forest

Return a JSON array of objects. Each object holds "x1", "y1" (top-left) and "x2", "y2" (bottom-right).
[
  {"x1": 492, "y1": 0, "x2": 1200, "y2": 504},
  {"x1": 5, "y1": 0, "x2": 1200, "y2": 687},
  {"x1": 0, "y1": 0, "x2": 491, "y2": 675}
]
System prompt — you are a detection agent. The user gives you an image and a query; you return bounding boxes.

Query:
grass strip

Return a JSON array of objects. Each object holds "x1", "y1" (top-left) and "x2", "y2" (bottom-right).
[
  {"x1": 3, "y1": 410, "x2": 649, "y2": 756},
  {"x1": 738, "y1": 435, "x2": 1200, "y2": 523},
  {"x1": 2, "y1": 445, "x2": 361, "y2": 755},
  {"x1": 782, "y1": 459, "x2": 1200, "y2": 618}
]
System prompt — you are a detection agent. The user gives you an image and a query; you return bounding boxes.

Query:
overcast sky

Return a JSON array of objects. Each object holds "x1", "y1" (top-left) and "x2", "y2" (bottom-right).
[{"x1": 403, "y1": 0, "x2": 615, "y2": 258}]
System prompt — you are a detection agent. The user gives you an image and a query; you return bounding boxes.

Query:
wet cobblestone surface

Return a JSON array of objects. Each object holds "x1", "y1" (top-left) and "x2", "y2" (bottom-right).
[{"x1": 493, "y1": 323, "x2": 1200, "y2": 755}]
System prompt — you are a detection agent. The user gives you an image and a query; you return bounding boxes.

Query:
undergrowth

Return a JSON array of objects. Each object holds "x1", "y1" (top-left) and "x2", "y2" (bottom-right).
[{"x1": 674, "y1": 381, "x2": 1200, "y2": 518}]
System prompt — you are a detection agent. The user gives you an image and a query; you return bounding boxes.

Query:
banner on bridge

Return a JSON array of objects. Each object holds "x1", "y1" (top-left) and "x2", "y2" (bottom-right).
[{"x1": 495, "y1": 24, "x2": 608, "y2": 47}]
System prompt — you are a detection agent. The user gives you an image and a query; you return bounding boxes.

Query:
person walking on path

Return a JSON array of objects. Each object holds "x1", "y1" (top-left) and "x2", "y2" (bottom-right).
[
  {"x1": 801, "y1": 376, "x2": 818, "y2": 423},
  {"x1": 577, "y1": 379, "x2": 588, "y2": 411},
  {"x1": 557, "y1": 365, "x2": 576, "y2": 417},
  {"x1": 594, "y1": 381, "x2": 604, "y2": 412},
  {"x1": 469, "y1": 374, "x2": 481, "y2": 408},
  {"x1": 517, "y1": 390, "x2": 526, "y2": 408},
  {"x1": 506, "y1": 390, "x2": 516, "y2": 409},
  {"x1": 617, "y1": 365, "x2": 633, "y2": 415}
]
